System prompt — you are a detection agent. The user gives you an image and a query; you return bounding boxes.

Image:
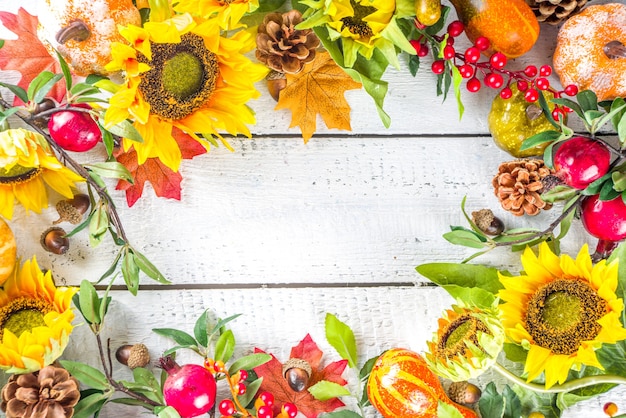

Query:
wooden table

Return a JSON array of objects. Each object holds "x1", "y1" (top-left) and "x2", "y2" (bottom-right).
[{"x1": 1, "y1": 0, "x2": 624, "y2": 417}]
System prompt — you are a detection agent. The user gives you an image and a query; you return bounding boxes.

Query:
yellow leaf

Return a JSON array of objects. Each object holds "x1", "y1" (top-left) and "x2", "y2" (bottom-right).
[{"x1": 275, "y1": 51, "x2": 362, "y2": 143}]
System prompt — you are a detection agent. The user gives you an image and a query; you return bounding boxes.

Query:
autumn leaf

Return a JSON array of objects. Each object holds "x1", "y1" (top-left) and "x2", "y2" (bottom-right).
[
  {"x1": 0, "y1": 8, "x2": 65, "y2": 104},
  {"x1": 115, "y1": 128, "x2": 207, "y2": 206},
  {"x1": 275, "y1": 51, "x2": 362, "y2": 143},
  {"x1": 254, "y1": 334, "x2": 348, "y2": 418}
]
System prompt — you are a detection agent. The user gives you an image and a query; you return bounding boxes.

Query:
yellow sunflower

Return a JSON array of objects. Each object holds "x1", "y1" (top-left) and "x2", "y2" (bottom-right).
[
  {"x1": 0, "y1": 128, "x2": 84, "y2": 220},
  {"x1": 425, "y1": 301, "x2": 505, "y2": 382},
  {"x1": 103, "y1": 13, "x2": 268, "y2": 172},
  {"x1": 498, "y1": 242, "x2": 626, "y2": 388},
  {"x1": 0, "y1": 256, "x2": 77, "y2": 374},
  {"x1": 174, "y1": 0, "x2": 259, "y2": 29},
  {"x1": 298, "y1": 0, "x2": 415, "y2": 68}
]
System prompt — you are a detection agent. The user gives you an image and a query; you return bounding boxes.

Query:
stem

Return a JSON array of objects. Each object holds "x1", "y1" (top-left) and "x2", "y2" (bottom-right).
[{"x1": 492, "y1": 362, "x2": 626, "y2": 393}]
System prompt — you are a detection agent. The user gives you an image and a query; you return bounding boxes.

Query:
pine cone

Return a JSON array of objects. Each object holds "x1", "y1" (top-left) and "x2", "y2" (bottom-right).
[
  {"x1": 525, "y1": 0, "x2": 588, "y2": 25},
  {"x1": 1, "y1": 365, "x2": 80, "y2": 418},
  {"x1": 256, "y1": 9, "x2": 320, "y2": 74},
  {"x1": 492, "y1": 160, "x2": 554, "y2": 216}
]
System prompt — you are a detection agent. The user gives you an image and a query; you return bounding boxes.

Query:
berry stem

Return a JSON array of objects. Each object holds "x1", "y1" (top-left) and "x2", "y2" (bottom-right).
[{"x1": 592, "y1": 239, "x2": 620, "y2": 262}]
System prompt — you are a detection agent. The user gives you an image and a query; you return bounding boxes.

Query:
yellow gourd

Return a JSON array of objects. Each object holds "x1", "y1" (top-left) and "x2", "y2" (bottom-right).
[
  {"x1": 0, "y1": 217, "x2": 17, "y2": 285},
  {"x1": 37, "y1": 0, "x2": 142, "y2": 76}
]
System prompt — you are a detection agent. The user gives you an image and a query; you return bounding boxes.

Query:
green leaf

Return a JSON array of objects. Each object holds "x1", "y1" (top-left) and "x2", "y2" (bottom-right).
[
  {"x1": 416, "y1": 263, "x2": 504, "y2": 295},
  {"x1": 132, "y1": 248, "x2": 169, "y2": 283},
  {"x1": 152, "y1": 328, "x2": 198, "y2": 347},
  {"x1": 556, "y1": 383, "x2": 616, "y2": 411},
  {"x1": 121, "y1": 250, "x2": 140, "y2": 295},
  {"x1": 78, "y1": 279, "x2": 100, "y2": 325},
  {"x1": 541, "y1": 185, "x2": 578, "y2": 203},
  {"x1": 503, "y1": 342, "x2": 527, "y2": 363},
  {"x1": 503, "y1": 385, "x2": 522, "y2": 418},
  {"x1": 478, "y1": 382, "x2": 505, "y2": 418},
  {"x1": 155, "y1": 406, "x2": 182, "y2": 418},
  {"x1": 0, "y1": 82, "x2": 28, "y2": 103},
  {"x1": 325, "y1": 313, "x2": 358, "y2": 368},
  {"x1": 308, "y1": 380, "x2": 351, "y2": 401},
  {"x1": 537, "y1": 90, "x2": 559, "y2": 129},
  {"x1": 27, "y1": 71, "x2": 62, "y2": 103},
  {"x1": 437, "y1": 401, "x2": 464, "y2": 418},
  {"x1": 59, "y1": 360, "x2": 110, "y2": 390},
  {"x1": 106, "y1": 119, "x2": 143, "y2": 142},
  {"x1": 451, "y1": 64, "x2": 464, "y2": 120},
  {"x1": 228, "y1": 353, "x2": 271, "y2": 375},
  {"x1": 577, "y1": 89, "x2": 598, "y2": 113},
  {"x1": 438, "y1": 284, "x2": 496, "y2": 308},
  {"x1": 72, "y1": 392, "x2": 109, "y2": 418},
  {"x1": 237, "y1": 377, "x2": 263, "y2": 408},
  {"x1": 320, "y1": 411, "x2": 363, "y2": 418},
  {"x1": 443, "y1": 229, "x2": 487, "y2": 249},
  {"x1": 209, "y1": 314, "x2": 242, "y2": 336},
  {"x1": 592, "y1": 102, "x2": 626, "y2": 135},
  {"x1": 86, "y1": 162, "x2": 134, "y2": 182},
  {"x1": 70, "y1": 82, "x2": 101, "y2": 98},
  {"x1": 89, "y1": 205, "x2": 109, "y2": 247},
  {"x1": 359, "y1": 355, "x2": 379, "y2": 381},
  {"x1": 214, "y1": 329, "x2": 236, "y2": 362},
  {"x1": 511, "y1": 385, "x2": 560, "y2": 418},
  {"x1": 552, "y1": 97, "x2": 584, "y2": 120},
  {"x1": 582, "y1": 171, "x2": 613, "y2": 196},
  {"x1": 597, "y1": 341, "x2": 626, "y2": 376},
  {"x1": 608, "y1": 242, "x2": 626, "y2": 323},
  {"x1": 599, "y1": 180, "x2": 620, "y2": 201},
  {"x1": 56, "y1": 51, "x2": 73, "y2": 90},
  {"x1": 519, "y1": 130, "x2": 562, "y2": 151},
  {"x1": 194, "y1": 309, "x2": 209, "y2": 348}
]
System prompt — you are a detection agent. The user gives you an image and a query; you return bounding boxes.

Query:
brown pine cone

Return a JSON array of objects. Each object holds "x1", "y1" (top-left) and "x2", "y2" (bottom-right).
[
  {"x1": 492, "y1": 159, "x2": 554, "y2": 216},
  {"x1": 1, "y1": 365, "x2": 80, "y2": 418},
  {"x1": 256, "y1": 9, "x2": 320, "y2": 74},
  {"x1": 525, "y1": 0, "x2": 588, "y2": 25}
]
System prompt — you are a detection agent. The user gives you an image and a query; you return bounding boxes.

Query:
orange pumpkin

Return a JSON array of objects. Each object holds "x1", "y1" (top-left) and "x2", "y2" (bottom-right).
[
  {"x1": 449, "y1": 0, "x2": 540, "y2": 58},
  {"x1": 553, "y1": 3, "x2": 626, "y2": 102},
  {"x1": 37, "y1": 0, "x2": 142, "y2": 76},
  {"x1": 0, "y1": 217, "x2": 17, "y2": 285},
  {"x1": 367, "y1": 348, "x2": 477, "y2": 418}
]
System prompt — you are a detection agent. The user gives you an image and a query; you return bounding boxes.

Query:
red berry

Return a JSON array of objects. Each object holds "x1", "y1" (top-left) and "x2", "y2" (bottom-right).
[
  {"x1": 517, "y1": 80, "x2": 529, "y2": 92},
  {"x1": 552, "y1": 107, "x2": 565, "y2": 121},
  {"x1": 484, "y1": 73, "x2": 504, "y2": 89},
  {"x1": 564, "y1": 84, "x2": 579, "y2": 96},
  {"x1": 239, "y1": 369, "x2": 249, "y2": 381},
  {"x1": 499, "y1": 87, "x2": 513, "y2": 99},
  {"x1": 257, "y1": 405, "x2": 273, "y2": 418},
  {"x1": 409, "y1": 39, "x2": 421, "y2": 53},
  {"x1": 524, "y1": 88, "x2": 539, "y2": 102},
  {"x1": 237, "y1": 382, "x2": 247, "y2": 395},
  {"x1": 539, "y1": 65, "x2": 552, "y2": 76},
  {"x1": 446, "y1": 37, "x2": 455, "y2": 47},
  {"x1": 464, "y1": 46, "x2": 480, "y2": 63},
  {"x1": 282, "y1": 403, "x2": 298, "y2": 418},
  {"x1": 418, "y1": 43, "x2": 429, "y2": 57},
  {"x1": 474, "y1": 36, "x2": 490, "y2": 51},
  {"x1": 581, "y1": 195, "x2": 626, "y2": 242},
  {"x1": 535, "y1": 77, "x2": 550, "y2": 91},
  {"x1": 553, "y1": 136, "x2": 611, "y2": 189},
  {"x1": 466, "y1": 77, "x2": 481, "y2": 92},
  {"x1": 604, "y1": 402, "x2": 619, "y2": 417},
  {"x1": 523, "y1": 65, "x2": 538, "y2": 77},
  {"x1": 458, "y1": 64, "x2": 474, "y2": 79},
  {"x1": 489, "y1": 52, "x2": 507, "y2": 69},
  {"x1": 258, "y1": 391, "x2": 274, "y2": 407},
  {"x1": 431, "y1": 60, "x2": 446, "y2": 74},
  {"x1": 48, "y1": 104, "x2": 102, "y2": 152},
  {"x1": 219, "y1": 400, "x2": 236, "y2": 416},
  {"x1": 443, "y1": 44, "x2": 455, "y2": 60},
  {"x1": 447, "y1": 20, "x2": 464, "y2": 37}
]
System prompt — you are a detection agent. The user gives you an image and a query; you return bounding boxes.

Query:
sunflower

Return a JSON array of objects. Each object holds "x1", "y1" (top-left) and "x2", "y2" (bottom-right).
[
  {"x1": 174, "y1": 0, "x2": 260, "y2": 29},
  {"x1": 298, "y1": 0, "x2": 415, "y2": 68},
  {"x1": 0, "y1": 129, "x2": 84, "y2": 220},
  {"x1": 0, "y1": 256, "x2": 77, "y2": 374},
  {"x1": 103, "y1": 13, "x2": 268, "y2": 172},
  {"x1": 498, "y1": 242, "x2": 626, "y2": 388},
  {"x1": 425, "y1": 301, "x2": 505, "y2": 381}
]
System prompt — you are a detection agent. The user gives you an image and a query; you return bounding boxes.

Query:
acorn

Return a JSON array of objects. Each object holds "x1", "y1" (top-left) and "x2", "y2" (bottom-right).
[
  {"x1": 40, "y1": 226, "x2": 70, "y2": 255},
  {"x1": 53, "y1": 194, "x2": 90, "y2": 225},
  {"x1": 116, "y1": 343, "x2": 150, "y2": 369},
  {"x1": 267, "y1": 70, "x2": 287, "y2": 102},
  {"x1": 448, "y1": 381, "x2": 482, "y2": 405},
  {"x1": 282, "y1": 358, "x2": 312, "y2": 392},
  {"x1": 471, "y1": 208, "x2": 505, "y2": 236}
]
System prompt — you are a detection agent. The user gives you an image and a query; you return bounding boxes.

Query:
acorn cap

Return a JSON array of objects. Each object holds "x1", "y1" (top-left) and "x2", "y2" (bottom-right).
[
  {"x1": 282, "y1": 358, "x2": 312, "y2": 377},
  {"x1": 126, "y1": 344, "x2": 150, "y2": 369}
]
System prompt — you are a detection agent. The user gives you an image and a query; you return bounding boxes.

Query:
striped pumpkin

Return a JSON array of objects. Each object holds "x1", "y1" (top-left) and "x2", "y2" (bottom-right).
[
  {"x1": 367, "y1": 348, "x2": 477, "y2": 418},
  {"x1": 0, "y1": 217, "x2": 17, "y2": 285}
]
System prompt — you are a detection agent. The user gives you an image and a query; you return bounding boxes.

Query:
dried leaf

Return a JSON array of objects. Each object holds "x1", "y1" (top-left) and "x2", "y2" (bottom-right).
[
  {"x1": 0, "y1": 8, "x2": 65, "y2": 104},
  {"x1": 254, "y1": 334, "x2": 348, "y2": 418},
  {"x1": 275, "y1": 51, "x2": 361, "y2": 143}
]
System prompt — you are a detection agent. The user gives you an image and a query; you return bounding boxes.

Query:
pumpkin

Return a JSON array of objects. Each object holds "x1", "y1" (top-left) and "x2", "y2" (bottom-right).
[
  {"x1": 367, "y1": 348, "x2": 477, "y2": 418},
  {"x1": 37, "y1": 0, "x2": 142, "y2": 76},
  {"x1": 553, "y1": 3, "x2": 626, "y2": 102},
  {"x1": 0, "y1": 217, "x2": 17, "y2": 285},
  {"x1": 448, "y1": 0, "x2": 540, "y2": 58}
]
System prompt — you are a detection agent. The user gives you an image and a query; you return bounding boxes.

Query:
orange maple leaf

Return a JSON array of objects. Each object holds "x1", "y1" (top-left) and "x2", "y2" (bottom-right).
[
  {"x1": 275, "y1": 51, "x2": 362, "y2": 143},
  {"x1": 0, "y1": 8, "x2": 65, "y2": 104},
  {"x1": 254, "y1": 334, "x2": 348, "y2": 418},
  {"x1": 115, "y1": 128, "x2": 207, "y2": 206}
]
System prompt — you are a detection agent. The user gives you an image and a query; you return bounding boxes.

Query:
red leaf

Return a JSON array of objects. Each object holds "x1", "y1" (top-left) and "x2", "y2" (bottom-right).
[
  {"x1": 173, "y1": 127, "x2": 207, "y2": 159},
  {"x1": 0, "y1": 8, "x2": 65, "y2": 104},
  {"x1": 254, "y1": 335, "x2": 348, "y2": 418}
]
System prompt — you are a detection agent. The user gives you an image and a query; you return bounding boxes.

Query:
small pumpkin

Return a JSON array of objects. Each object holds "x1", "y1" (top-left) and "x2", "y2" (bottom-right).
[
  {"x1": 367, "y1": 348, "x2": 477, "y2": 418},
  {"x1": 0, "y1": 217, "x2": 17, "y2": 285},
  {"x1": 553, "y1": 3, "x2": 626, "y2": 102},
  {"x1": 449, "y1": 0, "x2": 540, "y2": 58},
  {"x1": 37, "y1": 0, "x2": 142, "y2": 76}
]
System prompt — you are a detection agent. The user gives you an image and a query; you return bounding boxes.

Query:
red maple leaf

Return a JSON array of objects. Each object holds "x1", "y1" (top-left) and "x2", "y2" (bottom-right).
[
  {"x1": 254, "y1": 334, "x2": 348, "y2": 418},
  {"x1": 0, "y1": 8, "x2": 65, "y2": 104},
  {"x1": 115, "y1": 128, "x2": 207, "y2": 206}
]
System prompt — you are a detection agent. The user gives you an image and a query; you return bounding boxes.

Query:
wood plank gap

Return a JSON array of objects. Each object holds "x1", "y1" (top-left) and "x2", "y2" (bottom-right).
[{"x1": 93, "y1": 281, "x2": 439, "y2": 291}]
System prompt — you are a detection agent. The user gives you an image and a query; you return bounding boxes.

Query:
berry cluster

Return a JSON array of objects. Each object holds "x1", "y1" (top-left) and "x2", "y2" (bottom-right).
[
  {"x1": 411, "y1": 20, "x2": 579, "y2": 121},
  {"x1": 206, "y1": 358, "x2": 298, "y2": 418}
]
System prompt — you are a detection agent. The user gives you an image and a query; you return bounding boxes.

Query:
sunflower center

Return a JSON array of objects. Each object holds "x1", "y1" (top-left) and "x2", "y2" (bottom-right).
[
  {"x1": 0, "y1": 297, "x2": 53, "y2": 341},
  {"x1": 137, "y1": 32, "x2": 219, "y2": 120},
  {"x1": 438, "y1": 314, "x2": 489, "y2": 358},
  {"x1": 0, "y1": 165, "x2": 41, "y2": 185},
  {"x1": 525, "y1": 279, "x2": 606, "y2": 355},
  {"x1": 341, "y1": 0, "x2": 375, "y2": 37}
]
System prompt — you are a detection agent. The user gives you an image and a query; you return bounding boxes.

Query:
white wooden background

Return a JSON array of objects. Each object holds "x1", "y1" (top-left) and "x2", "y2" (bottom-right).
[{"x1": 1, "y1": 0, "x2": 624, "y2": 417}]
